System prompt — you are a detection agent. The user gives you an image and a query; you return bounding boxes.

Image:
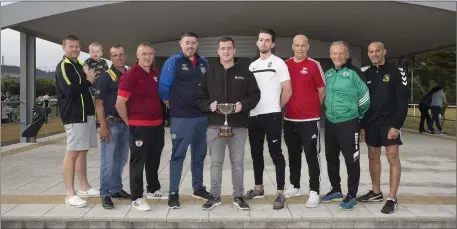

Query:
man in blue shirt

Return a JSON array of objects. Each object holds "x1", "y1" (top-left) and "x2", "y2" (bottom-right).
[
  {"x1": 95, "y1": 45, "x2": 130, "y2": 209},
  {"x1": 159, "y1": 32, "x2": 212, "y2": 209}
]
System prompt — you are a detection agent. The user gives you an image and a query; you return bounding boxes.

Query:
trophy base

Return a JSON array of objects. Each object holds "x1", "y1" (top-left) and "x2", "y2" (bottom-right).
[{"x1": 218, "y1": 126, "x2": 234, "y2": 137}]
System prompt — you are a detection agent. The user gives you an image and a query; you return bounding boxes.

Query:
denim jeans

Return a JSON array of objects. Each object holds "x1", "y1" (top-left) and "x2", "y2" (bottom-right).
[{"x1": 99, "y1": 121, "x2": 130, "y2": 197}]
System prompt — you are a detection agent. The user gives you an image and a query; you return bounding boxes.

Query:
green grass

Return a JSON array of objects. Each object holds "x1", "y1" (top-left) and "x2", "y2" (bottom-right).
[
  {"x1": 1, "y1": 118, "x2": 64, "y2": 145},
  {"x1": 408, "y1": 107, "x2": 456, "y2": 121},
  {"x1": 403, "y1": 116, "x2": 456, "y2": 136}
]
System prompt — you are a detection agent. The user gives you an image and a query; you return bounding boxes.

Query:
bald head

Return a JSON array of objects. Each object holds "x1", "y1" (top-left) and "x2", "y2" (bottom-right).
[
  {"x1": 367, "y1": 41, "x2": 387, "y2": 66},
  {"x1": 292, "y1": 34, "x2": 310, "y2": 61}
]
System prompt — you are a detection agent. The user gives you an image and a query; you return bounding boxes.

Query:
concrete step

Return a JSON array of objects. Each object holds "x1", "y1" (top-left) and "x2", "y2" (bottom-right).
[{"x1": 1, "y1": 202, "x2": 455, "y2": 229}]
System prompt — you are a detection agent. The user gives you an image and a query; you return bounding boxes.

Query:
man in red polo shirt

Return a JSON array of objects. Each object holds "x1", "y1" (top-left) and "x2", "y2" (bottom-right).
[
  {"x1": 115, "y1": 42, "x2": 165, "y2": 211},
  {"x1": 283, "y1": 34, "x2": 326, "y2": 208}
]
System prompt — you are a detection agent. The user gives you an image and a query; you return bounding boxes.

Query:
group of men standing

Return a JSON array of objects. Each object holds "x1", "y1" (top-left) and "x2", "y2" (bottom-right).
[{"x1": 55, "y1": 28, "x2": 408, "y2": 214}]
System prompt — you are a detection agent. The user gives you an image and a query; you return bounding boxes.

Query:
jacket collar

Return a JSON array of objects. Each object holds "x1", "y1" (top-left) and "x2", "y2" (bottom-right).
[
  {"x1": 369, "y1": 60, "x2": 389, "y2": 69},
  {"x1": 331, "y1": 62, "x2": 351, "y2": 72},
  {"x1": 63, "y1": 55, "x2": 84, "y2": 66},
  {"x1": 216, "y1": 57, "x2": 239, "y2": 70}
]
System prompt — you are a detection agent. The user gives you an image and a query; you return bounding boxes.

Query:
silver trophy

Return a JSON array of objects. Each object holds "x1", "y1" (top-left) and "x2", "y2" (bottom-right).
[{"x1": 216, "y1": 103, "x2": 236, "y2": 137}]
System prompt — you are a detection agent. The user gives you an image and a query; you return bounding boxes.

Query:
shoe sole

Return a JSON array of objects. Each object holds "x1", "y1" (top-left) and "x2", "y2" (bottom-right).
[
  {"x1": 285, "y1": 193, "x2": 303, "y2": 199},
  {"x1": 305, "y1": 202, "x2": 319, "y2": 208},
  {"x1": 169, "y1": 205, "x2": 180, "y2": 209},
  {"x1": 132, "y1": 206, "x2": 151, "y2": 211},
  {"x1": 358, "y1": 198, "x2": 383, "y2": 202},
  {"x1": 146, "y1": 196, "x2": 169, "y2": 200},
  {"x1": 192, "y1": 194, "x2": 211, "y2": 200},
  {"x1": 202, "y1": 202, "x2": 222, "y2": 211},
  {"x1": 66, "y1": 202, "x2": 87, "y2": 208},
  {"x1": 103, "y1": 205, "x2": 115, "y2": 210},
  {"x1": 233, "y1": 202, "x2": 250, "y2": 210},
  {"x1": 381, "y1": 203, "x2": 399, "y2": 214},
  {"x1": 78, "y1": 194, "x2": 99, "y2": 198},
  {"x1": 273, "y1": 205, "x2": 285, "y2": 210},
  {"x1": 320, "y1": 198, "x2": 343, "y2": 203}
]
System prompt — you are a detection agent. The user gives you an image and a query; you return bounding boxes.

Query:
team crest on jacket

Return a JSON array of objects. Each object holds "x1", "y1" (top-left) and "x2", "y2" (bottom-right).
[
  {"x1": 135, "y1": 140, "x2": 143, "y2": 147},
  {"x1": 268, "y1": 62, "x2": 272, "y2": 68},
  {"x1": 154, "y1": 76, "x2": 158, "y2": 82},
  {"x1": 383, "y1": 74, "x2": 390, "y2": 82},
  {"x1": 300, "y1": 67, "x2": 308, "y2": 74},
  {"x1": 200, "y1": 66, "x2": 206, "y2": 74},
  {"x1": 343, "y1": 71, "x2": 349, "y2": 77}
]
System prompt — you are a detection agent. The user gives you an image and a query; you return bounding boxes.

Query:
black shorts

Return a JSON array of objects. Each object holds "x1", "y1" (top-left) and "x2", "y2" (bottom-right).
[{"x1": 365, "y1": 125, "x2": 403, "y2": 147}]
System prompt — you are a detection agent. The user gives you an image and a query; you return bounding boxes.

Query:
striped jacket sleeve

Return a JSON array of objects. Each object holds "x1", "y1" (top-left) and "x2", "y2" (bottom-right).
[
  {"x1": 159, "y1": 56, "x2": 177, "y2": 100},
  {"x1": 352, "y1": 69, "x2": 370, "y2": 119}
]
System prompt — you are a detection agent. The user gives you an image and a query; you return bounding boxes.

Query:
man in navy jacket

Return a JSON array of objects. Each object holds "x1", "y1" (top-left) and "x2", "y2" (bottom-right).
[{"x1": 159, "y1": 32, "x2": 212, "y2": 209}]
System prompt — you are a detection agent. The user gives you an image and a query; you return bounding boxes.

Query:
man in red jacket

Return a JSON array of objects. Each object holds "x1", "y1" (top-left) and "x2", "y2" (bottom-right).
[{"x1": 116, "y1": 42, "x2": 166, "y2": 211}]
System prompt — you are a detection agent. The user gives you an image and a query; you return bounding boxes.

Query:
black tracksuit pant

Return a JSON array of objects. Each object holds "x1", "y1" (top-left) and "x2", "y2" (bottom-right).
[
  {"x1": 324, "y1": 118, "x2": 360, "y2": 198},
  {"x1": 129, "y1": 124, "x2": 165, "y2": 201},
  {"x1": 284, "y1": 120, "x2": 321, "y2": 193},
  {"x1": 248, "y1": 112, "x2": 286, "y2": 190}
]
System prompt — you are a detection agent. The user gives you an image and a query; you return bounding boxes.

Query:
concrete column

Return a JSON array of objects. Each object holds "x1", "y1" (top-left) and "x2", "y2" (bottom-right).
[{"x1": 19, "y1": 33, "x2": 36, "y2": 143}]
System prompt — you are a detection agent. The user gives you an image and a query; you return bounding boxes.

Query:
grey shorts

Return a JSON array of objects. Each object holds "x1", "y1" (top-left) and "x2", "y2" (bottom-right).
[{"x1": 64, "y1": 115, "x2": 98, "y2": 151}]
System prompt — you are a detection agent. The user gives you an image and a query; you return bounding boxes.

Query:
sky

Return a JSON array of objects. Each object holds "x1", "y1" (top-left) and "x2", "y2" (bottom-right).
[{"x1": 1, "y1": 29, "x2": 95, "y2": 71}]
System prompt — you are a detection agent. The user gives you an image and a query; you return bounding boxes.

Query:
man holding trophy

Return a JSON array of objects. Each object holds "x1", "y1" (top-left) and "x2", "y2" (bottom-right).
[{"x1": 196, "y1": 36, "x2": 261, "y2": 211}]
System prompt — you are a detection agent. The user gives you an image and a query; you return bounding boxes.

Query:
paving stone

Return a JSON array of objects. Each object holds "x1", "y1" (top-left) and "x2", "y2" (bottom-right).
[
  {"x1": 65, "y1": 221, "x2": 89, "y2": 229},
  {"x1": 222, "y1": 222, "x2": 243, "y2": 228},
  {"x1": 44, "y1": 220, "x2": 66, "y2": 229},
  {"x1": 353, "y1": 221, "x2": 376, "y2": 228},
  {"x1": 288, "y1": 204, "x2": 333, "y2": 221},
  {"x1": 166, "y1": 205, "x2": 209, "y2": 222},
  {"x1": 439, "y1": 204, "x2": 456, "y2": 215},
  {"x1": 199, "y1": 222, "x2": 223, "y2": 228},
  {"x1": 1, "y1": 220, "x2": 22, "y2": 229},
  {"x1": 21, "y1": 221, "x2": 44, "y2": 229},
  {"x1": 125, "y1": 204, "x2": 169, "y2": 222},
  {"x1": 87, "y1": 221, "x2": 108, "y2": 228},
  {"x1": 309, "y1": 222, "x2": 332, "y2": 228},
  {"x1": 287, "y1": 221, "x2": 310, "y2": 228},
  {"x1": 249, "y1": 204, "x2": 292, "y2": 222},
  {"x1": 154, "y1": 222, "x2": 177, "y2": 228},
  {"x1": 108, "y1": 221, "x2": 132, "y2": 228},
  {"x1": 244, "y1": 222, "x2": 265, "y2": 228},
  {"x1": 131, "y1": 222, "x2": 155, "y2": 228},
  {"x1": 208, "y1": 204, "x2": 250, "y2": 222},
  {"x1": 2, "y1": 204, "x2": 56, "y2": 220},
  {"x1": 417, "y1": 221, "x2": 445, "y2": 228},
  {"x1": 326, "y1": 203, "x2": 375, "y2": 221},
  {"x1": 43, "y1": 204, "x2": 95, "y2": 220},
  {"x1": 1, "y1": 204, "x2": 18, "y2": 215},
  {"x1": 84, "y1": 204, "x2": 131, "y2": 221},
  {"x1": 403, "y1": 204, "x2": 455, "y2": 221},
  {"x1": 331, "y1": 221, "x2": 354, "y2": 228},
  {"x1": 363, "y1": 203, "x2": 415, "y2": 221},
  {"x1": 266, "y1": 222, "x2": 288, "y2": 228}
]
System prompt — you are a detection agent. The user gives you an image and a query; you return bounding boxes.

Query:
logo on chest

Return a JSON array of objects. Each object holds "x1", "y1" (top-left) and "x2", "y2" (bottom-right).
[
  {"x1": 182, "y1": 64, "x2": 189, "y2": 71},
  {"x1": 342, "y1": 71, "x2": 349, "y2": 77},
  {"x1": 234, "y1": 76, "x2": 244, "y2": 80},
  {"x1": 200, "y1": 66, "x2": 206, "y2": 74},
  {"x1": 383, "y1": 74, "x2": 390, "y2": 82},
  {"x1": 268, "y1": 62, "x2": 272, "y2": 68},
  {"x1": 154, "y1": 76, "x2": 158, "y2": 82},
  {"x1": 300, "y1": 67, "x2": 308, "y2": 74}
]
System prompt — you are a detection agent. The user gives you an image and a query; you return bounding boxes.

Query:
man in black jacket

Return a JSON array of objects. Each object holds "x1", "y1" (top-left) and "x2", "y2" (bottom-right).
[
  {"x1": 357, "y1": 41, "x2": 409, "y2": 214},
  {"x1": 55, "y1": 34, "x2": 98, "y2": 208},
  {"x1": 196, "y1": 36, "x2": 260, "y2": 211}
]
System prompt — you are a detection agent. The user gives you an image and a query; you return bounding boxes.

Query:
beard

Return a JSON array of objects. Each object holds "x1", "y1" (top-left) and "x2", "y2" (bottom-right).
[{"x1": 259, "y1": 47, "x2": 271, "y2": 54}]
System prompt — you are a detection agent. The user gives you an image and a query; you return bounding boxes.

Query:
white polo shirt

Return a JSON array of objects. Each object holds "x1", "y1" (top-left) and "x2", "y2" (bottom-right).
[{"x1": 249, "y1": 54, "x2": 290, "y2": 117}]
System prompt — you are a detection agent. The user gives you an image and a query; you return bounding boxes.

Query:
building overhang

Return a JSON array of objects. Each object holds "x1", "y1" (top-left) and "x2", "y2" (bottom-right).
[{"x1": 1, "y1": 0, "x2": 455, "y2": 65}]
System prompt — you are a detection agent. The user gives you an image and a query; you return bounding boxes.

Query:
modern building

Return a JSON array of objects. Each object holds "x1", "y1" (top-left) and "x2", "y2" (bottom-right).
[{"x1": 1, "y1": 0, "x2": 455, "y2": 142}]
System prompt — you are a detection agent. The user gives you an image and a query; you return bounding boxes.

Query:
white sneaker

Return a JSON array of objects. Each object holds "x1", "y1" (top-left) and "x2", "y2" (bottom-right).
[
  {"x1": 78, "y1": 188, "x2": 100, "y2": 197},
  {"x1": 132, "y1": 197, "x2": 151, "y2": 211},
  {"x1": 65, "y1": 195, "x2": 87, "y2": 208},
  {"x1": 284, "y1": 187, "x2": 304, "y2": 199},
  {"x1": 305, "y1": 191, "x2": 320, "y2": 208},
  {"x1": 145, "y1": 190, "x2": 169, "y2": 200}
]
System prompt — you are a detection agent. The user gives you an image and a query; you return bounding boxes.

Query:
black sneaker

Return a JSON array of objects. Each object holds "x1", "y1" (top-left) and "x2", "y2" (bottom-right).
[
  {"x1": 101, "y1": 196, "x2": 114, "y2": 209},
  {"x1": 192, "y1": 186, "x2": 212, "y2": 200},
  {"x1": 357, "y1": 190, "x2": 383, "y2": 202},
  {"x1": 233, "y1": 196, "x2": 250, "y2": 210},
  {"x1": 111, "y1": 190, "x2": 131, "y2": 199},
  {"x1": 202, "y1": 196, "x2": 221, "y2": 211},
  {"x1": 381, "y1": 198, "x2": 398, "y2": 214},
  {"x1": 168, "y1": 192, "x2": 180, "y2": 209}
]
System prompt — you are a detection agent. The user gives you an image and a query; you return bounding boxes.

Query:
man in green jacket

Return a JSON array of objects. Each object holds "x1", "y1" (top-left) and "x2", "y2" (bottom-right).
[{"x1": 320, "y1": 41, "x2": 370, "y2": 211}]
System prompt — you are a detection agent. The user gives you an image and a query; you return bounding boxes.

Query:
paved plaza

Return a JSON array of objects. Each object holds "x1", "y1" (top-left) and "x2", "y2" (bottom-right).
[{"x1": 0, "y1": 128, "x2": 456, "y2": 228}]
